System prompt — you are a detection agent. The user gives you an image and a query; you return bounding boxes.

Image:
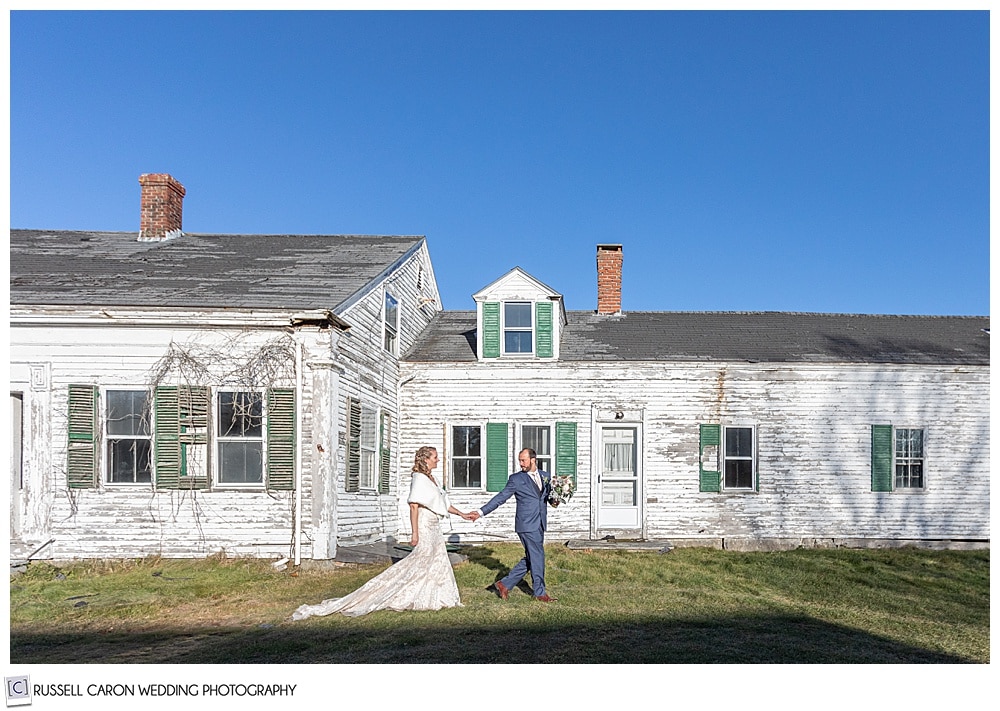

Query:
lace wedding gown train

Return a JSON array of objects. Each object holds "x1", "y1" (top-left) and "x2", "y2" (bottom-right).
[{"x1": 291, "y1": 506, "x2": 462, "y2": 619}]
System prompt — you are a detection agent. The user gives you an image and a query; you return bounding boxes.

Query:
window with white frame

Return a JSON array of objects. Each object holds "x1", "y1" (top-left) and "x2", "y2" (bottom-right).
[
  {"x1": 451, "y1": 425, "x2": 482, "y2": 488},
  {"x1": 723, "y1": 425, "x2": 755, "y2": 490},
  {"x1": 894, "y1": 428, "x2": 924, "y2": 489},
  {"x1": 359, "y1": 404, "x2": 378, "y2": 489},
  {"x1": 871, "y1": 424, "x2": 926, "y2": 492},
  {"x1": 503, "y1": 302, "x2": 533, "y2": 354},
  {"x1": 216, "y1": 391, "x2": 264, "y2": 485},
  {"x1": 105, "y1": 389, "x2": 152, "y2": 484},
  {"x1": 520, "y1": 424, "x2": 552, "y2": 472},
  {"x1": 384, "y1": 291, "x2": 399, "y2": 354}
]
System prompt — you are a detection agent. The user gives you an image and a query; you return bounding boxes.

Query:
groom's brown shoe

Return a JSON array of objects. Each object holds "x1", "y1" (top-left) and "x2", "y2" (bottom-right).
[
  {"x1": 534, "y1": 594, "x2": 555, "y2": 602},
  {"x1": 494, "y1": 581, "x2": 509, "y2": 600}
]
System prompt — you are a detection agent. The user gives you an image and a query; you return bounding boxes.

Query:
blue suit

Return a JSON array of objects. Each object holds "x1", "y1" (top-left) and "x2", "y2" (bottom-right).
[{"x1": 480, "y1": 469, "x2": 553, "y2": 597}]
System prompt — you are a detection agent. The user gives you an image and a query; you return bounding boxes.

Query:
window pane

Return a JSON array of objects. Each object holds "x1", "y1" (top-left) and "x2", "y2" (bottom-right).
[
  {"x1": 896, "y1": 462, "x2": 924, "y2": 489},
  {"x1": 107, "y1": 439, "x2": 151, "y2": 483},
  {"x1": 522, "y1": 426, "x2": 551, "y2": 456},
  {"x1": 360, "y1": 450, "x2": 375, "y2": 488},
  {"x1": 504, "y1": 331, "x2": 533, "y2": 353},
  {"x1": 218, "y1": 392, "x2": 263, "y2": 437},
  {"x1": 504, "y1": 302, "x2": 532, "y2": 328},
  {"x1": 725, "y1": 459, "x2": 754, "y2": 489},
  {"x1": 218, "y1": 441, "x2": 263, "y2": 483},
  {"x1": 452, "y1": 459, "x2": 481, "y2": 488},
  {"x1": 452, "y1": 426, "x2": 480, "y2": 457},
  {"x1": 895, "y1": 428, "x2": 924, "y2": 489},
  {"x1": 107, "y1": 390, "x2": 149, "y2": 436},
  {"x1": 725, "y1": 427, "x2": 753, "y2": 457},
  {"x1": 385, "y1": 293, "x2": 398, "y2": 325},
  {"x1": 384, "y1": 293, "x2": 398, "y2": 352},
  {"x1": 896, "y1": 428, "x2": 924, "y2": 458},
  {"x1": 360, "y1": 407, "x2": 377, "y2": 448}
]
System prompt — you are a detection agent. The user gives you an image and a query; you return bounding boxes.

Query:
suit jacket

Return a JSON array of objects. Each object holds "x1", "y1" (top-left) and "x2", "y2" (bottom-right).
[{"x1": 480, "y1": 469, "x2": 552, "y2": 533}]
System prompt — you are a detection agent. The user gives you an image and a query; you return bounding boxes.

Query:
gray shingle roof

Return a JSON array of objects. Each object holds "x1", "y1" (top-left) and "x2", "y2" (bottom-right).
[
  {"x1": 9, "y1": 229, "x2": 425, "y2": 312},
  {"x1": 403, "y1": 310, "x2": 990, "y2": 365}
]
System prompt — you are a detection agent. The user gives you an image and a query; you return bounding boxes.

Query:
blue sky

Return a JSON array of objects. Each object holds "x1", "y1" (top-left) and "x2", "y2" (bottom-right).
[{"x1": 9, "y1": 10, "x2": 990, "y2": 316}]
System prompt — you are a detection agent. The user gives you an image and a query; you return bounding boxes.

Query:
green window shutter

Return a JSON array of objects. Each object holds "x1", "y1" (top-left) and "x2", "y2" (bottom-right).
[
  {"x1": 266, "y1": 388, "x2": 296, "y2": 491},
  {"x1": 155, "y1": 386, "x2": 209, "y2": 490},
  {"x1": 178, "y1": 386, "x2": 209, "y2": 490},
  {"x1": 555, "y1": 421, "x2": 577, "y2": 484},
  {"x1": 346, "y1": 397, "x2": 361, "y2": 492},
  {"x1": 699, "y1": 424, "x2": 721, "y2": 493},
  {"x1": 485, "y1": 422, "x2": 509, "y2": 492},
  {"x1": 154, "y1": 386, "x2": 181, "y2": 490},
  {"x1": 482, "y1": 302, "x2": 501, "y2": 358},
  {"x1": 378, "y1": 411, "x2": 392, "y2": 494},
  {"x1": 67, "y1": 384, "x2": 98, "y2": 489},
  {"x1": 871, "y1": 424, "x2": 893, "y2": 492},
  {"x1": 535, "y1": 301, "x2": 553, "y2": 358}
]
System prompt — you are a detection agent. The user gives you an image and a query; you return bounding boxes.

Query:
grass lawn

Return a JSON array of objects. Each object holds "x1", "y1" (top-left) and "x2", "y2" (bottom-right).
[{"x1": 9, "y1": 544, "x2": 988, "y2": 664}]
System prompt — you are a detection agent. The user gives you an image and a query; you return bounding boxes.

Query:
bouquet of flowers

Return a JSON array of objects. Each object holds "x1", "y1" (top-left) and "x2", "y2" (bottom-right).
[{"x1": 548, "y1": 474, "x2": 576, "y2": 504}]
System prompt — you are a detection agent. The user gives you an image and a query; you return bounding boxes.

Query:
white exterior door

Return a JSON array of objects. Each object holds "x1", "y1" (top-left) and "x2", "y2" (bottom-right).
[{"x1": 597, "y1": 426, "x2": 641, "y2": 529}]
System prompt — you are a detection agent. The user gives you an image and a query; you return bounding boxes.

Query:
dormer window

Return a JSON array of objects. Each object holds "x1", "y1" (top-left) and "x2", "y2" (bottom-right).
[
  {"x1": 504, "y1": 302, "x2": 534, "y2": 354},
  {"x1": 473, "y1": 267, "x2": 565, "y2": 361}
]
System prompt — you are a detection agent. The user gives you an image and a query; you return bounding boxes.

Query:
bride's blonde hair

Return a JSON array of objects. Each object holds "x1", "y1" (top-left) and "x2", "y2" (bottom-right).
[{"x1": 412, "y1": 446, "x2": 437, "y2": 475}]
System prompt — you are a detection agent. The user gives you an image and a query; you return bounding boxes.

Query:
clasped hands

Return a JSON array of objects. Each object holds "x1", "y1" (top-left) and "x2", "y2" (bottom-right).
[{"x1": 462, "y1": 511, "x2": 481, "y2": 522}]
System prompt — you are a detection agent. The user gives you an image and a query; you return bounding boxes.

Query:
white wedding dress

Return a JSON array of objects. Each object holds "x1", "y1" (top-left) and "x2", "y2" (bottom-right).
[{"x1": 291, "y1": 505, "x2": 462, "y2": 619}]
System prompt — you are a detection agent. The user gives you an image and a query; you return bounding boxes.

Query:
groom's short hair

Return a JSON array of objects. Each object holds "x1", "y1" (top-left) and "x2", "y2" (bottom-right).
[{"x1": 521, "y1": 448, "x2": 537, "y2": 459}]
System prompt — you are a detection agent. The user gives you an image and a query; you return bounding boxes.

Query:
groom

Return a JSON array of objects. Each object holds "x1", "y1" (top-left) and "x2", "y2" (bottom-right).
[{"x1": 471, "y1": 448, "x2": 559, "y2": 602}]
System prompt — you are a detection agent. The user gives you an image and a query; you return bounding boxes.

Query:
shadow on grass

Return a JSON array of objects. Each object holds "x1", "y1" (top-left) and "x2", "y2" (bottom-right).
[
  {"x1": 10, "y1": 613, "x2": 974, "y2": 664},
  {"x1": 463, "y1": 545, "x2": 536, "y2": 597}
]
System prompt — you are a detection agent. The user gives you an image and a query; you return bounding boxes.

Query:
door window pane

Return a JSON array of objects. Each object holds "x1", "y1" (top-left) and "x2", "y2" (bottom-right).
[{"x1": 603, "y1": 429, "x2": 636, "y2": 475}]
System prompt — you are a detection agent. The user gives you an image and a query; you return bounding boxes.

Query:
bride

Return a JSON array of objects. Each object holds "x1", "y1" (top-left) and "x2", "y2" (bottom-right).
[{"x1": 292, "y1": 446, "x2": 474, "y2": 619}]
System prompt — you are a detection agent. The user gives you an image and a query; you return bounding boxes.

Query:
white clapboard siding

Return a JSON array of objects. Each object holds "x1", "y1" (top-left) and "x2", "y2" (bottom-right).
[
  {"x1": 319, "y1": 243, "x2": 441, "y2": 545},
  {"x1": 11, "y1": 317, "x2": 326, "y2": 560},
  {"x1": 397, "y1": 360, "x2": 989, "y2": 544}
]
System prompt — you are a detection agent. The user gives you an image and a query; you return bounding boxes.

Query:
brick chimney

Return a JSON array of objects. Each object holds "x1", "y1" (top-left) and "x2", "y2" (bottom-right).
[
  {"x1": 138, "y1": 173, "x2": 185, "y2": 242},
  {"x1": 596, "y1": 244, "x2": 623, "y2": 314}
]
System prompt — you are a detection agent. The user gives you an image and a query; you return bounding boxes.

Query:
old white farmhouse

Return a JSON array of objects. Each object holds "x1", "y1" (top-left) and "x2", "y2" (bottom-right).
[{"x1": 9, "y1": 175, "x2": 989, "y2": 561}]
